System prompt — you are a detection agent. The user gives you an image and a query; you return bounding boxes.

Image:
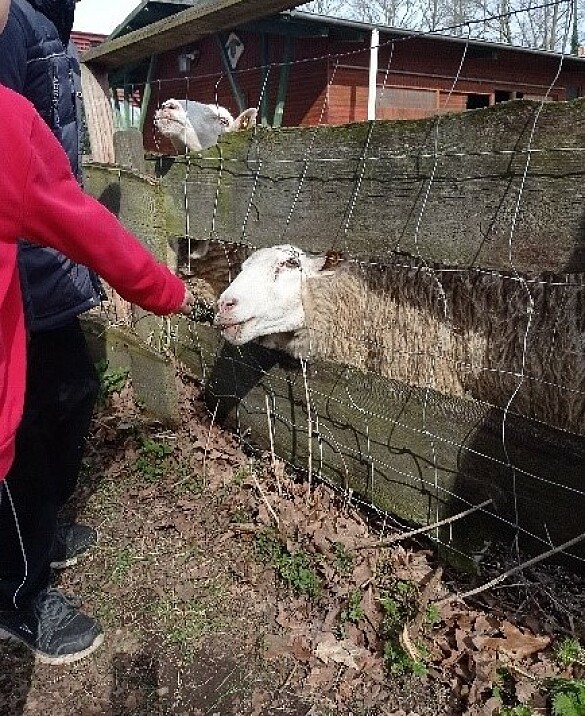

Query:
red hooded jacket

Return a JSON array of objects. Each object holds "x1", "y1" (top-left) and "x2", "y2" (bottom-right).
[{"x1": 0, "y1": 84, "x2": 186, "y2": 480}]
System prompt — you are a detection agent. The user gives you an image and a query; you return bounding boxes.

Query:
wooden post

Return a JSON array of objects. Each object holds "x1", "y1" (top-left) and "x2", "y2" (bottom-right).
[
  {"x1": 80, "y1": 63, "x2": 115, "y2": 164},
  {"x1": 273, "y1": 36, "x2": 292, "y2": 128},
  {"x1": 216, "y1": 33, "x2": 247, "y2": 112},
  {"x1": 113, "y1": 128, "x2": 147, "y2": 174},
  {"x1": 260, "y1": 33, "x2": 271, "y2": 127},
  {"x1": 139, "y1": 55, "x2": 158, "y2": 133}
]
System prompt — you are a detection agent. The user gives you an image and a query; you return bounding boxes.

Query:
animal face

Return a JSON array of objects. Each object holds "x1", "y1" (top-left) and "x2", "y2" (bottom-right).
[
  {"x1": 215, "y1": 245, "x2": 333, "y2": 346},
  {"x1": 154, "y1": 99, "x2": 257, "y2": 153}
]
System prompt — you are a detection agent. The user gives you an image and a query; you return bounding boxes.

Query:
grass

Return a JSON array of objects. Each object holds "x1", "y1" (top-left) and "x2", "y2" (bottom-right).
[
  {"x1": 378, "y1": 580, "x2": 428, "y2": 677},
  {"x1": 110, "y1": 546, "x2": 148, "y2": 585},
  {"x1": 254, "y1": 531, "x2": 321, "y2": 599},
  {"x1": 149, "y1": 590, "x2": 227, "y2": 655}
]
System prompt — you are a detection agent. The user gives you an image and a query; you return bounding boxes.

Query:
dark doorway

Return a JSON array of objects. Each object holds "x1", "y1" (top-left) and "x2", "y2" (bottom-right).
[
  {"x1": 495, "y1": 90, "x2": 512, "y2": 103},
  {"x1": 466, "y1": 93, "x2": 490, "y2": 109}
]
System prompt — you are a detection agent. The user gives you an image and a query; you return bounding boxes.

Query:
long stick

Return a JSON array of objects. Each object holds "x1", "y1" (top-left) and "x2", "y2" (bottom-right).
[
  {"x1": 356, "y1": 499, "x2": 493, "y2": 550},
  {"x1": 202, "y1": 399, "x2": 219, "y2": 489},
  {"x1": 439, "y1": 530, "x2": 585, "y2": 605}
]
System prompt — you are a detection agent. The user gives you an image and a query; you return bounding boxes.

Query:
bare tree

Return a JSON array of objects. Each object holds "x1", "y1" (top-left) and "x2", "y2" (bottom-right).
[
  {"x1": 299, "y1": 0, "x2": 352, "y2": 15},
  {"x1": 353, "y1": 0, "x2": 420, "y2": 25},
  {"x1": 299, "y1": 0, "x2": 583, "y2": 52}
]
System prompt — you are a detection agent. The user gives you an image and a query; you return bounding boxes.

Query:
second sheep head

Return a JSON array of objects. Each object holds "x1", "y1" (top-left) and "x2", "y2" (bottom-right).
[{"x1": 154, "y1": 98, "x2": 257, "y2": 154}]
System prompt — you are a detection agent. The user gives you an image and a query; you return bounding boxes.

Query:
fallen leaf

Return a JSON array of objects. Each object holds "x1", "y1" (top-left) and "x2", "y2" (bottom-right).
[{"x1": 314, "y1": 632, "x2": 368, "y2": 670}]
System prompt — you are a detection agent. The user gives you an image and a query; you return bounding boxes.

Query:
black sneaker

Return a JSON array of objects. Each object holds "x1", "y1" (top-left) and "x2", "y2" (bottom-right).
[
  {"x1": 0, "y1": 588, "x2": 104, "y2": 665},
  {"x1": 50, "y1": 523, "x2": 98, "y2": 569}
]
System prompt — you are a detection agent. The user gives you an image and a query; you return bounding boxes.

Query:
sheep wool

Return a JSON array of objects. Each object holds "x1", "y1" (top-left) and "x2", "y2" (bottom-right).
[{"x1": 217, "y1": 245, "x2": 585, "y2": 436}]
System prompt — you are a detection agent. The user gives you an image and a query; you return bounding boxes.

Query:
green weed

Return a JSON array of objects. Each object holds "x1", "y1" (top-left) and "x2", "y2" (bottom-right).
[
  {"x1": 254, "y1": 531, "x2": 321, "y2": 599},
  {"x1": 555, "y1": 638, "x2": 585, "y2": 669},
  {"x1": 548, "y1": 679, "x2": 585, "y2": 716},
  {"x1": 340, "y1": 589, "x2": 364, "y2": 624},
  {"x1": 378, "y1": 580, "x2": 427, "y2": 678},
  {"x1": 498, "y1": 706, "x2": 533, "y2": 716},
  {"x1": 96, "y1": 359, "x2": 129, "y2": 404},
  {"x1": 333, "y1": 542, "x2": 354, "y2": 574},
  {"x1": 383, "y1": 641, "x2": 427, "y2": 677},
  {"x1": 133, "y1": 436, "x2": 174, "y2": 482}
]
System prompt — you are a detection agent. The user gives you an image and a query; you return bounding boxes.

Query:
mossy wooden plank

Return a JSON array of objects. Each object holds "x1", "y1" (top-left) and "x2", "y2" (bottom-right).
[
  {"x1": 84, "y1": 164, "x2": 178, "y2": 267},
  {"x1": 82, "y1": 316, "x2": 180, "y2": 424},
  {"x1": 147, "y1": 98, "x2": 585, "y2": 274},
  {"x1": 173, "y1": 320, "x2": 585, "y2": 561}
]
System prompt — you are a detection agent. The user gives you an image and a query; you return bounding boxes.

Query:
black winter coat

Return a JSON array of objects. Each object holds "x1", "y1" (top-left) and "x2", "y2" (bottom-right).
[{"x1": 0, "y1": 0, "x2": 103, "y2": 331}]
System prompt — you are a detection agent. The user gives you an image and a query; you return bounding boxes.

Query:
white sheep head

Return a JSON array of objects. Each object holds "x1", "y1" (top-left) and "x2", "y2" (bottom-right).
[
  {"x1": 215, "y1": 244, "x2": 341, "y2": 349},
  {"x1": 154, "y1": 98, "x2": 257, "y2": 153}
]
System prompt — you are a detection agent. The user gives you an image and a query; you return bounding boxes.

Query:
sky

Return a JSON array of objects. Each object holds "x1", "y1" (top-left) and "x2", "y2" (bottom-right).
[{"x1": 73, "y1": 0, "x2": 142, "y2": 35}]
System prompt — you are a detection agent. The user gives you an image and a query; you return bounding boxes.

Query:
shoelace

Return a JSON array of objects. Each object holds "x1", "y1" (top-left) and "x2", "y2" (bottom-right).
[{"x1": 35, "y1": 589, "x2": 81, "y2": 637}]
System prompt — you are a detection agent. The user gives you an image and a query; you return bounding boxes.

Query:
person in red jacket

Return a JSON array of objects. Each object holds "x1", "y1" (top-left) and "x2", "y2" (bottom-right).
[{"x1": 0, "y1": 0, "x2": 195, "y2": 663}]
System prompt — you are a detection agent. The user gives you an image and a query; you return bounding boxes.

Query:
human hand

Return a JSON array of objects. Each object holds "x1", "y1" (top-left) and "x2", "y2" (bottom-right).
[{"x1": 178, "y1": 287, "x2": 196, "y2": 315}]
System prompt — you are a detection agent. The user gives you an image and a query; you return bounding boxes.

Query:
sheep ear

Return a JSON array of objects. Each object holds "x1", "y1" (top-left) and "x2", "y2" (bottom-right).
[
  {"x1": 302, "y1": 250, "x2": 343, "y2": 277},
  {"x1": 233, "y1": 108, "x2": 258, "y2": 130}
]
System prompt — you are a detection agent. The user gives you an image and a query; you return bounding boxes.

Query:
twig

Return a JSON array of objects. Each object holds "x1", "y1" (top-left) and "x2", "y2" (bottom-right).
[
  {"x1": 410, "y1": 566, "x2": 443, "y2": 640},
  {"x1": 281, "y1": 663, "x2": 298, "y2": 690},
  {"x1": 356, "y1": 499, "x2": 493, "y2": 550},
  {"x1": 202, "y1": 399, "x2": 219, "y2": 489},
  {"x1": 300, "y1": 358, "x2": 313, "y2": 504},
  {"x1": 438, "y1": 530, "x2": 585, "y2": 606},
  {"x1": 253, "y1": 472, "x2": 280, "y2": 528},
  {"x1": 265, "y1": 394, "x2": 281, "y2": 496}
]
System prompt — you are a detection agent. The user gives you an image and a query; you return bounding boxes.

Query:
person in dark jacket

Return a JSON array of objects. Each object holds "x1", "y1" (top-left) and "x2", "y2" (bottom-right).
[{"x1": 0, "y1": 0, "x2": 111, "y2": 657}]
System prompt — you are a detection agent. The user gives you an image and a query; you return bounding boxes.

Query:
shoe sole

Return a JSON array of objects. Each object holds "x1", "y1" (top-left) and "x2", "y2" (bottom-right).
[
  {"x1": 0, "y1": 628, "x2": 104, "y2": 665},
  {"x1": 49, "y1": 555, "x2": 79, "y2": 570},
  {"x1": 49, "y1": 529, "x2": 100, "y2": 570}
]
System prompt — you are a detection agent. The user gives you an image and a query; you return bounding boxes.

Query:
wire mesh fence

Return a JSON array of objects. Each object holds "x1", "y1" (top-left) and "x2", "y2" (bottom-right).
[{"x1": 84, "y1": 6, "x2": 585, "y2": 581}]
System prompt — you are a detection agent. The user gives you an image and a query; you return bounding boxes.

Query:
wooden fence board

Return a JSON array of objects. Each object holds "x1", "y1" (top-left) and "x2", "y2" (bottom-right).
[{"x1": 148, "y1": 98, "x2": 585, "y2": 274}]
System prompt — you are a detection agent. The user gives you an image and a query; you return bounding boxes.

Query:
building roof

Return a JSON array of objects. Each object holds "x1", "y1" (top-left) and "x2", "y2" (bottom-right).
[{"x1": 83, "y1": 0, "x2": 585, "y2": 70}]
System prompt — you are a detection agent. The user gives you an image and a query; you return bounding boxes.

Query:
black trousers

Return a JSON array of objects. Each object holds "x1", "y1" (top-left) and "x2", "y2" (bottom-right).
[{"x1": 0, "y1": 320, "x2": 99, "y2": 610}]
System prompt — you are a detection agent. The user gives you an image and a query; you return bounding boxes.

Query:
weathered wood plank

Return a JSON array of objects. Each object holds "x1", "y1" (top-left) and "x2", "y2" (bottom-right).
[
  {"x1": 150, "y1": 98, "x2": 585, "y2": 274},
  {"x1": 114, "y1": 128, "x2": 148, "y2": 174},
  {"x1": 80, "y1": 65, "x2": 115, "y2": 164},
  {"x1": 82, "y1": 0, "x2": 302, "y2": 69}
]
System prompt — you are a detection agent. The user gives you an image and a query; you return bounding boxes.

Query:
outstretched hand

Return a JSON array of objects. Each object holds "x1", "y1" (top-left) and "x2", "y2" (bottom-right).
[{"x1": 178, "y1": 287, "x2": 196, "y2": 316}]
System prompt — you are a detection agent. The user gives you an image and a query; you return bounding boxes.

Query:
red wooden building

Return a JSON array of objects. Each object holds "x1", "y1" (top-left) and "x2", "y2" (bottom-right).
[
  {"x1": 71, "y1": 30, "x2": 106, "y2": 55},
  {"x1": 83, "y1": 2, "x2": 585, "y2": 153}
]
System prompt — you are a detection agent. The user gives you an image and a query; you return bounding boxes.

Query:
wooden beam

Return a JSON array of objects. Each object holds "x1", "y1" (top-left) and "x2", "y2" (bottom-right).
[
  {"x1": 260, "y1": 33, "x2": 271, "y2": 126},
  {"x1": 273, "y1": 35, "x2": 292, "y2": 128},
  {"x1": 80, "y1": 64, "x2": 115, "y2": 164},
  {"x1": 216, "y1": 34, "x2": 247, "y2": 113},
  {"x1": 139, "y1": 55, "x2": 158, "y2": 132},
  {"x1": 83, "y1": 0, "x2": 302, "y2": 70}
]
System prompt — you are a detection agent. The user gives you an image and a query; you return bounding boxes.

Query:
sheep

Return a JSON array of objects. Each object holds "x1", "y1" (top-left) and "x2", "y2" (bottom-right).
[
  {"x1": 214, "y1": 244, "x2": 585, "y2": 435},
  {"x1": 154, "y1": 98, "x2": 257, "y2": 153}
]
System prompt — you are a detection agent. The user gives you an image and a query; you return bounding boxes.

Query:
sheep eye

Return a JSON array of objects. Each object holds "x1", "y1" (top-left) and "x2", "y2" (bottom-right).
[
  {"x1": 283, "y1": 257, "x2": 300, "y2": 269},
  {"x1": 219, "y1": 117, "x2": 230, "y2": 127}
]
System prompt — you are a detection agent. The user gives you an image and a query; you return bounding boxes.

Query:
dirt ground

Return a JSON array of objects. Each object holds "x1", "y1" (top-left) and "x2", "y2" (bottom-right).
[{"x1": 1, "y1": 371, "x2": 584, "y2": 716}]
